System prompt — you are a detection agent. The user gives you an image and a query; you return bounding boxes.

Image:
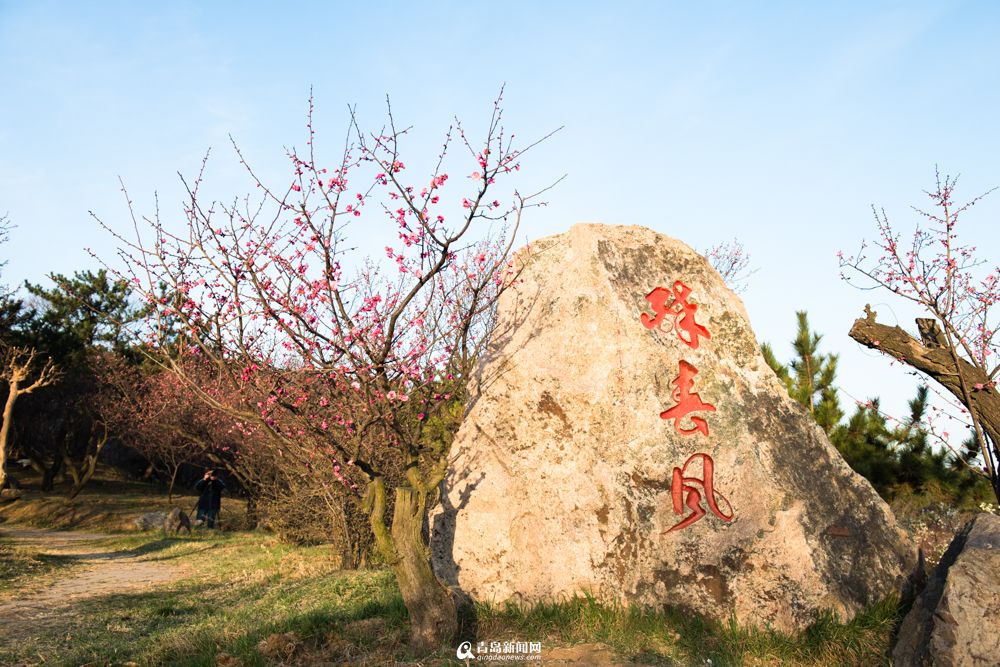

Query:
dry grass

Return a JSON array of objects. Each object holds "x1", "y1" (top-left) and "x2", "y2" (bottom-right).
[
  {"x1": 0, "y1": 469, "x2": 248, "y2": 533},
  {"x1": 0, "y1": 541, "x2": 79, "y2": 599},
  {"x1": 890, "y1": 490, "x2": 981, "y2": 568}
]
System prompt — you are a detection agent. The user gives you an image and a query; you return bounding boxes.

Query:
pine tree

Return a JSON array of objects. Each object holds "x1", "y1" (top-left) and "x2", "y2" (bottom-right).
[
  {"x1": 889, "y1": 386, "x2": 991, "y2": 501},
  {"x1": 832, "y1": 398, "x2": 898, "y2": 497},
  {"x1": 761, "y1": 311, "x2": 843, "y2": 434},
  {"x1": 892, "y1": 386, "x2": 941, "y2": 493},
  {"x1": 24, "y1": 269, "x2": 136, "y2": 356},
  {"x1": 761, "y1": 342, "x2": 791, "y2": 388}
]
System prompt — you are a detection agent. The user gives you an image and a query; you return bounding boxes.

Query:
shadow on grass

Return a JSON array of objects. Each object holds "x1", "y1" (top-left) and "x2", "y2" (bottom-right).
[
  {"x1": 32, "y1": 552, "x2": 78, "y2": 566},
  {"x1": 0, "y1": 544, "x2": 81, "y2": 594},
  {"x1": 53, "y1": 537, "x2": 219, "y2": 563},
  {"x1": 30, "y1": 567, "x2": 408, "y2": 667},
  {"x1": 126, "y1": 538, "x2": 219, "y2": 561}
]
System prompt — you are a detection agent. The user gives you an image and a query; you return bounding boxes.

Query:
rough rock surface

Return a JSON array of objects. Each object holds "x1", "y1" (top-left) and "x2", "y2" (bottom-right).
[
  {"x1": 133, "y1": 510, "x2": 169, "y2": 530},
  {"x1": 431, "y1": 223, "x2": 916, "y2": 632},
  {"x1": 893, "y1": 513, "x2": 1000, "y2": 666}
]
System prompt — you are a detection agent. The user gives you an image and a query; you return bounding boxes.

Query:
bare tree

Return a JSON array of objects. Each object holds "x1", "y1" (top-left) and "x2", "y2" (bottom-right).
[
  {"x1": 704, "y1": 238, "x2": 756, "y2": 293},
  {"x1": 1, "y1": 346, "x2": 60, "y2": 488}
]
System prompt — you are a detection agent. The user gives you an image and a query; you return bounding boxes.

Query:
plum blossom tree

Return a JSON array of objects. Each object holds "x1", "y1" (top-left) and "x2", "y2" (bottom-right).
[
  {"x1": 840, "y1": 170, "x2": 1000, "y2": 502},
  {"x1": 95, "y1": 355, "x2": 207, "y2": 501},
  {"x1": 95, "y1": 91, "x2": 559, "y2": 650}
]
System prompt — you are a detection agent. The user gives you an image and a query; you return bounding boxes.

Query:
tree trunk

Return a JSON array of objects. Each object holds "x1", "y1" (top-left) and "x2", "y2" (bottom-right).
[
  {"x1": 849, "y1": 310, "x2": 1000, "y2": 497},
  {"x1": 62, "y1": 453, "x2": 81, "y2": 488},
  {"x1": 0, "y1": 379, "x2": 19, "y2": 489},
  {"x1": 67, "y1": 463, "x2": 92, "y2": 499},
  {"x1": 40, "y1": 457, "x2": 62, "y2": 492},
  {"x1": 391, "y1": 486, "x2": 458, "y2": 653},
  {"x1": 244, "y1": 493, "x2": 258, "y2": 528},
  {"x1": 167, "y1": 463, "x2": 180, "y2": 502},
  {"x1": 67, "y1": 432, "x2": 107, "y2": 500},
  {"x1": 60, "y1": 433, "x2": 80, "y2": 488},
  {"x1": 365, "y1": 477, "x2": 457, "y2": 653}
]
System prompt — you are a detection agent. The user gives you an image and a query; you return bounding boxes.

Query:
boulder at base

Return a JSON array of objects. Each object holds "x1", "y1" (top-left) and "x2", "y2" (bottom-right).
[
  {"x1": 893, "y1": 513, "x2": 1000, "y2": 666},
  {"x1": 431, "y1": 223, "x2": 916, "y2": 632}
]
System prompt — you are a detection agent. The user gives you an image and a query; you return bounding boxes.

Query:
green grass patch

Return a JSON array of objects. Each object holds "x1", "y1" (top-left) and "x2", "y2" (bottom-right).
[
  {"x1": 473, "y1": 593, "x2": 903, "y2": 666},
  {"x1": 0, "y1": 531, "x2": 411, "y2": 666}
]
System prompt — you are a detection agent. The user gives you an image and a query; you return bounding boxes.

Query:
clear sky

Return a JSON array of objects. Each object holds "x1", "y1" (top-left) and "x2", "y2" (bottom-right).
[{"x1": 1, "y1": 1, "x2": 998, "y2": 433}]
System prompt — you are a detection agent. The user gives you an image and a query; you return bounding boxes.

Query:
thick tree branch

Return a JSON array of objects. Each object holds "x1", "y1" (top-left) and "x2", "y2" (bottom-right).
[{"x1": 849, "y1": 307, "x2": 1000, "y2": 468}]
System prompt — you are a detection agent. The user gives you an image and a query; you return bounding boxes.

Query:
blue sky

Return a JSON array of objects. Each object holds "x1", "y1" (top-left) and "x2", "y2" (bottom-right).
[{"x1": 1, "y1": 1, "x2": 998, "y2": 431}]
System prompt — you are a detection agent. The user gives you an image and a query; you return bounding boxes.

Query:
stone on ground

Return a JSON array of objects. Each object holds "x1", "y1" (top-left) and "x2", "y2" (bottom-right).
[
  {"x1": 0, "y1": 488, "x2": 22, "y2": 503},
  {"x1": 893, "y1": 512, "x2": 1000, "y2": 666},
  {"x1": 431, "y1": 223, "x2": 916, "y2": 632},
  {"x1": 133, "y1": 510, "x2": 168, "y2": 530}
]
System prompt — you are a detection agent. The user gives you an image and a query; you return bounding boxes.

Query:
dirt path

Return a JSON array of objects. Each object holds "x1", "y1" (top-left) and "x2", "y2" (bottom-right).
[{"x1": 0, "y1": 528, "x2": 187, "y2": 639}]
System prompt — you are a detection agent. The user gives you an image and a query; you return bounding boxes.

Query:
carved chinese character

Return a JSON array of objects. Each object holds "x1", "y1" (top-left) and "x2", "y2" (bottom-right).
[
  {"x1": 660, "y1": 360, "x2": 716, "y2": 436},
  {"x1": 640, "y1": 280, "x2": 711, "y2": 349},
  {"x1": 665, "y1": 453, "x2": 734, "y2": 532}
]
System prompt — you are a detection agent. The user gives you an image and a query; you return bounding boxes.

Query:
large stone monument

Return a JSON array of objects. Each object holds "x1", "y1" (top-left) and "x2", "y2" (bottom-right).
[{"x1": 431, "y1": 223, "x2": 916, "y2": 632}]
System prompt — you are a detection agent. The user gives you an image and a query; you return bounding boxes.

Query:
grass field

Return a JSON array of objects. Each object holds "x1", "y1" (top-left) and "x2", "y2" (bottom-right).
[
  {"x1": 0, "y1": 528, "x2": 907, "y2": 666},
  {"x1": 0, "y1": 474, "x2": 976, "y2": 666}
]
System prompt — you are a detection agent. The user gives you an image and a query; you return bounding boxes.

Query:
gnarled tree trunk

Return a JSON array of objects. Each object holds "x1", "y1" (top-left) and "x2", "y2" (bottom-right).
[
  {"x1": 66, "y1": 423, "x2": 109, "y2": 499},
  {"x1": 365, "y1": 476, "x2": 457, "y2": 653},
  {"x1": 2, "y1": 348, "x2": 60, "y2": 488},
  {"x1": 28, "y1": 453, "x2": 63, "y2": 492},
  {"x1": 0, "y1": 377, "x2": 19, "y2": 489}
]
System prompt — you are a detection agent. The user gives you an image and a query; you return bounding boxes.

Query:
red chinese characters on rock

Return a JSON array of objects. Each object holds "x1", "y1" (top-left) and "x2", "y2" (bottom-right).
[
  {"x1": 640, "y1": 281, "x2": 711, "y2": 350},
  {"x1": 639, "y1": 278, "x2": 734, "y2": 531},
  {"x1": 660, "y1": 360, "x2": 716, "y2": 436},
  {"x1": 664, "y1": 453, "x2": 734, "y2": 533}
]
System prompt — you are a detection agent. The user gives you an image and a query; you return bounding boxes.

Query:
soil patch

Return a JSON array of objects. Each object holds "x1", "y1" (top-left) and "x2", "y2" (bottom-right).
[{"x1": 0, "y1": 528, "x2": 186, "y2": 640}]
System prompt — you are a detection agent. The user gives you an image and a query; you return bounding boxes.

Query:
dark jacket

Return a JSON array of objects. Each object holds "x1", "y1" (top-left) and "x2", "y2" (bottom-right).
[{"x1": 194, "y1": 477, "x2": 225, "y2": 512}]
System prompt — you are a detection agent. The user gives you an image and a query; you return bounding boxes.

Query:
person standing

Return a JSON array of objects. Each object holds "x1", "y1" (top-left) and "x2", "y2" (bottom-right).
[{"x1": 194, "y1": 469, "x2": 225, "y2": 528}]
